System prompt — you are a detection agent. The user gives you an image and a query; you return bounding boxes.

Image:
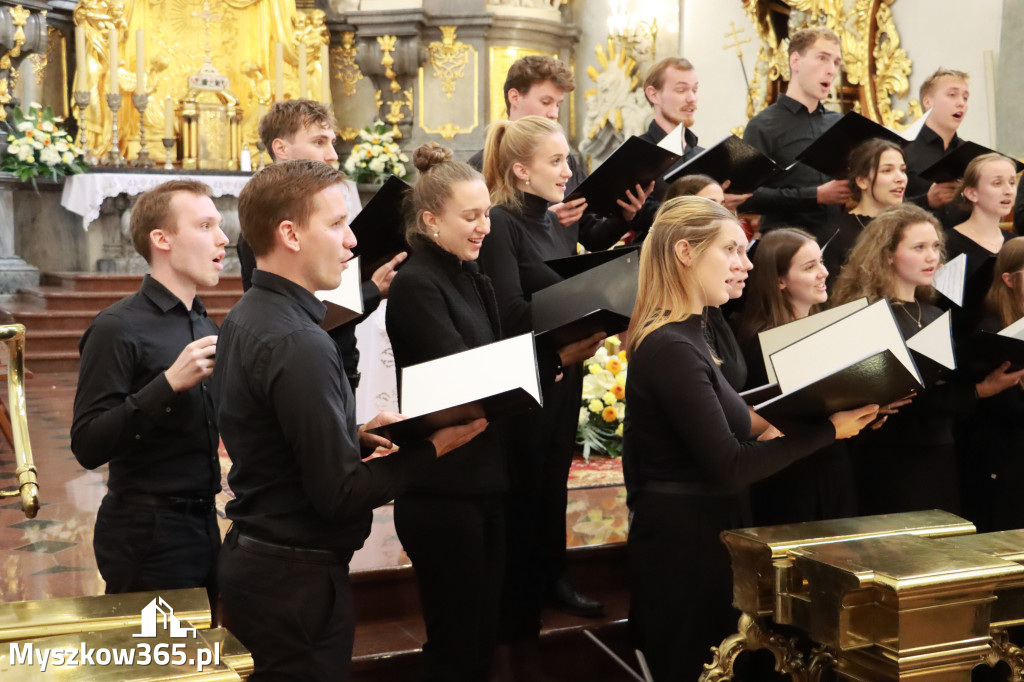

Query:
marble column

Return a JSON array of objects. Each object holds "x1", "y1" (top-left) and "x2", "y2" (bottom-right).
[{"x1": 996, "y1": 0, "x2": 1024, "y2": 158}]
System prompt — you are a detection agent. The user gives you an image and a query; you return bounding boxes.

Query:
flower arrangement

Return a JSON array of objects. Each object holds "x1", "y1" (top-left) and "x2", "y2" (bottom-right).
[
  {"x1": 577, "y1": 336, "x2": 627, "y2": 459},
  {"x1": 342, "y1": 120, "x2": 409, "y2": 184},
  {"x1": 1, "y1": 104, "x2": 87, "y2": 189}
]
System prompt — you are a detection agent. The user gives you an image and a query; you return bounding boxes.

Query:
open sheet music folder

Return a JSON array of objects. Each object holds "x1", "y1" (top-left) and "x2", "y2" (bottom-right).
[
  {"x1": 532, "y1": 250, "x2": 638, "y2": 349},
  {"x1": 795, "y1": 111, "x2": 909, "y2": 180},
  {"x1": 919, "y1": 140, "x2": 1024, "y2": 183},
  {"x1": 564, "y1": 136, "x2": 679, "y2": 217},
  {"x1": 349, "y1": 175, "x2": 412, "y2": 280},
  {"x1": 316, "y1": 256, "x2": 364, "y2": 331},
  {"x1": 757, "y1": 298, "x2": 869, "y2": 384},
  {"x1": 961, "y1": 316, "x2": 1024, "y2": 377},
  {"x1": 366, "y1": 334, "x2": 542, "y2": 446},
  {"x1": 544, "y1": 246, "x2": 639, "y2": 280},
  {"x1": 662, "y1": 134, "x2": 784, "y2": 192}
]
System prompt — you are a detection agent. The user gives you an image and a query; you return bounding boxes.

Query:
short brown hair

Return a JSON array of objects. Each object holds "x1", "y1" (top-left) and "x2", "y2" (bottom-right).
[
  {"x1": 239, "y1": 159, "x2": 345, "y2": 257},
  {"x1": 643, "y1": 57, "x2": 695, "y2": 103},
  {"x1": 919, "y1": 68, "x2": 969, "y2": 102},
  {"x1": 664, "y1": 174, "x2": 718, "y2": 202},
  {"x1": 130, "y1": 180, "x2": 213, "y2": 262},
  {"x1": 258, "y1": 99, "x2": 338, "y2": 161},
  {"x1": 788, "y1": 26, "x2": 840, "y2": 57},
  {"x1": 503, "y1": 55, "x2": 574, "y2": 114}
]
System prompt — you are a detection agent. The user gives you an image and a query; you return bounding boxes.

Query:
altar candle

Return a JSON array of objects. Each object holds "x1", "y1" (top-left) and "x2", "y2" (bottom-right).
[
  {"x1": 75, "y1": 26, "x2": 87, "y2": 91},
  {"x1": 274, "y1": 42, "x2": 284, "y2": 100},
  {"x1": 108, "y1": 26, "x2": 118, "y2": 93},
  {"x1": 297, "y1": 45, "x2": 307, "y2": 98},
  {"x1": 164, "y1": 96, "x2": 173, "y2": 139},
  {"x1": 135, "y1": 30, "x2": 145, "y2": 93},
  {"x1": 321, "y1": 43, "x2": 330, "y2": 105}
]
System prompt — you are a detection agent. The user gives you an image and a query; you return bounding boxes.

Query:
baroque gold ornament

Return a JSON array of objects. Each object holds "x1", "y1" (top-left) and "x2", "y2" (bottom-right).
[
  {"x1": 331, "y1": 32, "x2": 363, "y2": 97},
  {"x1": 426, "y1": 26, "x2": 470, "y2": 99}
]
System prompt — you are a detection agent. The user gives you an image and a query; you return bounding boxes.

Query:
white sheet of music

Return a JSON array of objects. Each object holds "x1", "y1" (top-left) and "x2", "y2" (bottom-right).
[
  {"x1": 316, "y1": 256, "x2": 363, "y2": 314},
  {"x1": 758, "y1": 298, "x2": 869, "y2": 384},
  {"x1": 656, "y1": 123, "x2": 685, "y2": 155},
  {"x1": 932, "y1": 253, "x2": 967, "y2": 307},
  {"x1": 999, "y1": 315, "x2": 1024, "y2": 341},
  {"x1": 769, "y1": 299, "x2": 922, "y2": 394},
  {"x1": 400, "y1": 333, "x2": 540, "y2": 418},
  {"x1": 907, "y1": 310, "x2": 956, "y2": 369}
]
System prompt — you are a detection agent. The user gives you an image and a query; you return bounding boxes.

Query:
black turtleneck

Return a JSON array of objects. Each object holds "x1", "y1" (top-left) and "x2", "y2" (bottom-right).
[{"x1": 385, "y1": 239, "x2": 508, "y2": 494}]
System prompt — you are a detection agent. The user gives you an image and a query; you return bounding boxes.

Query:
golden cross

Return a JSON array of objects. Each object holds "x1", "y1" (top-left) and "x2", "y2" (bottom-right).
[
  {"x1": 192, "y1": 1, "x2": 221, "y2": 59},
  {"x1": 722, "y1": 21, "x2": 750, "y2": 55}
]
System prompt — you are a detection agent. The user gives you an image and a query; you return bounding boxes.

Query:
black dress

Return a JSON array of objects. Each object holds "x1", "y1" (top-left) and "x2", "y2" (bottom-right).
[
  {"x1": 624, "y1": 317, "x2": 835, "y2": 682},
  {"x1": 942, "y1": 228, "x2": 1010, "y2": 343},
  {"x1": 385, "y1": 240, "x2": 508, "y2": 681},
  {"x1": 704, "y1": 306, "x2": 746, "y2": 391},
  {"x1": 477, "y1": 192, "x2": 582, "y2": 641},
  {"x1": 851, "y1": 300, "x2": 975, "y2": 515},
  {"x1": 821, "y1": 211, "x2": 870, "y2": 291}
]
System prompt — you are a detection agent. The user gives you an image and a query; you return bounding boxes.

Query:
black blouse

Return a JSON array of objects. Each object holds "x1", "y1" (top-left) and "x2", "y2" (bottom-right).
[{"x1": 943, "y1": 227, "x2": 1010, "y2": 341}]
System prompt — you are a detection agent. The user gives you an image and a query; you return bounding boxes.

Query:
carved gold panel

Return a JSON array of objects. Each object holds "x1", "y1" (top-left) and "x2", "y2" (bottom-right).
[{"x1": 418, "y1": 28, "x2": 478, "y2": 139}]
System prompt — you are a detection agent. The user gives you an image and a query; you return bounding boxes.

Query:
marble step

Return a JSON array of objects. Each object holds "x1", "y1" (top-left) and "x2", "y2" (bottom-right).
[
  {"x1": 41, "y1": 272, "x2": 244, "y2": 294},
  {"x1": 16, "y1": 287, "x2": 242, "y2": 312}
]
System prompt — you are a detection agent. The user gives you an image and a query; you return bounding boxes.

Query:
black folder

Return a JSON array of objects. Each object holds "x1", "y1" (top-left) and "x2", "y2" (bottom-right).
[
  {"x1": 960, "y1": 331, "x2": 1024, "y2": 378},
  {"x1": 662, "y1": 134, "x2": 784, "y2": 192},
  {"x1": 532, "y1": 251, "x2": 639, "y2": 349},
  {"x1": 544, "y1": 246, "x2": 639, "y2": 280},
  {"x1": 349, "y1": 175, "x2": 412, "y2": 280},
  {"x1": 564, "y1": 136, "x2": 680, "y2": 217},
  {"x1": 919, "y1": 141, "x2": 1024, "y2": 184},
  {"x1": 754, "y1": 349, "x2": 920, "y2": 433},
  {"x1": 795, "y1": 111, "x2": 908, "y2": 180}
]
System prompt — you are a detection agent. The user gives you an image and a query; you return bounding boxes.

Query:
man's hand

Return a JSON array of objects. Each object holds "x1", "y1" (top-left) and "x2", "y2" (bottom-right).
[
  {"x1": 429, "y1": 418, "x2": 489, "y2": 457},
  {"x1": 816, "y1": 179, "x2": 853, "y2": 206},
  {"x1": 371, "y1": 251, "x2": 408, "y2": 299},
  {"x1": 358, "y1": 411, "x2": 403, "y2": 451},
  {"x1": 164, "y1": 335, "x2": 217, "y2": 393},
  {"x1": 927, "y1": 181, "x2": 959, "y2": 209},
  {"x1": 549, "y1": 197, "x2": 588, "y2": 227},
  {"x1": 558, "y1": 332, "x2": 607, "y2": 369},
  {"x1": 617, "y1": 181, "x2": 655, "y2": 222}
]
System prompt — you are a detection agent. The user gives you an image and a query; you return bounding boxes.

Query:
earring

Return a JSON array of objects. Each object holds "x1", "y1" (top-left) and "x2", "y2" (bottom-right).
[
  {"x1": 525, "y1": 178, "x2": 530, "y2": 186},
  {"x1": 432, "y1": 231, "x2": 439, "y2": 239}
]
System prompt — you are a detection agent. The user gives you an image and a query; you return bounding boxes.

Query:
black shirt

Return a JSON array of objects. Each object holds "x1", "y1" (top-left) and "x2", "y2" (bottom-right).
[
  {"x1": 821, "y1": 211, "x2": 870, "y2": 290},
  {"x1": 632, "y1": 120, "x2": 704, "y2": 241},
  {"x1": 904, "y1": 125, "x2": 970, "y2": 228},
  {"x1": 385, "y1": 241, "x2": 508, "y2": 494},
  {"x1": 71, "y1": 275, "x2": 220, "y2": 498},
  {"x1": 622, "y1": 318, "x2": 835, "y2": 498},
  {"x1": 211, "y1": 269, "x2": 436, "y2": 551},
  {"x1": 740, "y1": 93, "x2": 843, "y2": 235},
  {"x1": 942, "y1": 227, "x2": 1010, "y2": 341},
  {"x1": 703, "y1": 307, "x2": 746, "y2": 391}
]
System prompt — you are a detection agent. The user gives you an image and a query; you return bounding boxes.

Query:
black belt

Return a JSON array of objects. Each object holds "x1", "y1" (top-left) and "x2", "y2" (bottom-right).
[
  {"x1": 229, "y1": 527, "x2": 352, "y2": 566},
  {"x1": 109, "y1": 491, "x2": 214, "y2": 516}
]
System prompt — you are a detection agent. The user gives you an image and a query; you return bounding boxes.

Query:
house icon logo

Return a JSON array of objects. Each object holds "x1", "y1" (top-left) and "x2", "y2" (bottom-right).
[{"x1": 132, "y1": 597, "x2": 198, "y2": 639}]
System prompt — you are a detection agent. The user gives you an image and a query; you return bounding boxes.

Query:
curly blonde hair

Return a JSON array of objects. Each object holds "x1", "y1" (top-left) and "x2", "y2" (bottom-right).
[{"x1": 830, "y1": 204, "x2": 944, "y2": 306}]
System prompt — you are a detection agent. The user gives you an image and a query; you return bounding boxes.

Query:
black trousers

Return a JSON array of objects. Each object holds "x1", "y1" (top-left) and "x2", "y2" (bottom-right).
[
  {"x1": 628, "y1": 492, "x2": 744, "y2": 682},
  {"x1": 218, "y1": 530, "x2": 355, "y2": 681},
  {"x1": 93, "y1": 493, "x2": 220, "y2": 601},
  {"x1": 395, "y1": 492, "x2": 505, "y2": 682},
  {"x1": 499, "y1": 367, "x2": 581, "y2": 640}
]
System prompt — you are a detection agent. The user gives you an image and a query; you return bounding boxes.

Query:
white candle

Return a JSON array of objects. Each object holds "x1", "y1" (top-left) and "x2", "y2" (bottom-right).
[
  {"x1": 164, "y1": 96, "x2": 173, "y2": 139},
  {"x1": 75, "y1": 26, "x2": 87, "y2": 92},
  {"x1": 135, "y1": 30, "x2": 145, "y2": 93},
  {"x1": 321, "y1": 43, "x2": 330, "y2": 105},
  {"x1": 108, "y1": 26, "x2": 118, "y2": 93},
  {"x1": 274, "y1": 42, "x2": 284, "y2": 101},
  {"x1": 297, "y1": 45, "x2": 307, "y2": 99}
]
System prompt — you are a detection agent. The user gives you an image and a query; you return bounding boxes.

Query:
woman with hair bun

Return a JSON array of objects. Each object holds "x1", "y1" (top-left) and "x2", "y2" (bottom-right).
[
  {"x1": 385, "y1": 142, "x2": 506, "y2": 681},
  {"x1": 478, "y1": 115, "x2": 608, "y2": 678}
]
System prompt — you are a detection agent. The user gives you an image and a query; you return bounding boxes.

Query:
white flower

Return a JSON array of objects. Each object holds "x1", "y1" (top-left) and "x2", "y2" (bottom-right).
[
  {"x1": 40, "y1": 146, "x2": 61, "y2": 166},
  {"x1": 61, "y1": 152, "x2": 75, "y2": 164},
  {"x1": 368, "y1": 157, "x2": 386, "y2": 174},
  {"x1": 32, "y1": 140, "x2": 43, "y2": 150},
  {"x1": 40, "y1": 121, "x2": 55, "y2": 133},
  {"x1": 55, "y1": 141, "x2": 69, "y2": 153},
  {"x1": 393, "y1": 163, "x2": 406, "y2": 178},
  {"x1": 17, "y1": 145, "x2": 35, "y2": 162},
  {"x1": 615, "y1": 402, "x2": 625, "y2": 420},
  {"x1": 398, "y1": 153, "x2": 409, "y2": 162},
  {"x1": 578, "y1": 407, "x2": 589, "y2": 428},
  {"x1": 16, "y1": 121, "x2": 33, "y2": 132},
  {"x1": 582, "y1": 371, "x2": 616, "y2": 397},
  {"x1": 343, "y1": 155, "x2": 357, "y2": 173}
]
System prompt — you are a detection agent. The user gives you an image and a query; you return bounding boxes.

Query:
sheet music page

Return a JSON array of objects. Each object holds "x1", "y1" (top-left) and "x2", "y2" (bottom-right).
[
  {"x1": 906, "y1": 311, "x2": 956, "y2": 369},
  {"x1": 932, "y1": 253, "x2": 966, "y2": 307},
  {"x1": 999, "y1": 315, "x2": 1024, "y2": 341},
  {"x1": 769, "y1": 299, "x2": 922, "y2": 393},
  {"x1": 657, "y1": 123, "x2": 684, "y2": 155},
  {"x1": 890, "y1": 108, "x2": 932, "y2": 141},
  {"x1": 758, "y1": 298, "x2": 868, "y2": 384},
  {"x1": 400, "y1": 333, "x2": 540, "y2": 417},
  {"x1": 316, "y1": 257, "x2": 364, "y2": 314}
]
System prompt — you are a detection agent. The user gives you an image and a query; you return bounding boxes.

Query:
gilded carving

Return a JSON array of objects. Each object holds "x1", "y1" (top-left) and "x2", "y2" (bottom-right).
[
  {"x1": 331, "y1": 32, "x2": 363, "y2": 97},
  {"x1": 418, "y1": 38, "x2": 478, "y2": 139},
  {"x1": 0, "y1": 4, "x2": 32, "y2": 121},
  {"x1": 380, "y1": 88, "x2": 412, "y2": 139},
  {"x1": 426, "y1": 26, "x2": 470, "y2": 99},
  {"x1": 986, "y1": 629, "x2": 1024, "y2": 680},
  {"x1": 698, "y1": 613, "x2": 837, "y2": 682},
  {"x1": 377, "y1": 35, "x2": 401, "y2": 93}
]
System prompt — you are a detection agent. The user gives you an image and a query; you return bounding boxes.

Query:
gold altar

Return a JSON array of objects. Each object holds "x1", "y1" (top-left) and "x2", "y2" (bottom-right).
[{"x1": 706, "y1": 511, "x2": 1024, "y2": 681}]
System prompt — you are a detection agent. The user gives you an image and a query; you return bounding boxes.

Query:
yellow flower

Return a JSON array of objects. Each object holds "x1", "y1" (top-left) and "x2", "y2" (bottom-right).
[
  {"x1": 602, "y1": 391, "x2": 616, "y2": 406},
  {"x1": 588, "y1": 363, "x2": 603, "y2": 375},
  {"x1": 615, "y1": 423, "x2": 624, "y2": 437},
  {"x1": 601, "y1": 406, "x2": 618, "y2": 423},
  {"x1": 588, "y1": 399, "x2": 603, "y2": 414},
  {"x1": 611, "y1": 384, "x2": 625, "y2": 400},
  {"x1": 618, "y1": 350, "x2": 627, "y2": 361},
  {"x1": 616, "y1": 372, "x2": 627, "y2": 387},
  {"x1": 606, "y1": 358, "x2": 622, "y2": 374}
]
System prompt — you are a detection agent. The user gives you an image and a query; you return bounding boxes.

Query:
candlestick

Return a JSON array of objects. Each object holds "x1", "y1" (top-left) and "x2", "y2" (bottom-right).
[
  {"x1": 297, "y1": 45, "x2": 307, "y2": 99},
  {"x1": 73, "y1": 90, "x2": 96, "y2": 166},
  {"x1": 135, "y1": 30, "x2": 145, "y2": 94},
  {"x1": 104, "y1": 93, "x2": 125, "y2": 167},
  {"x1": 162, "y1": 138, "x2": 175, "y2": 170},
  {"x1": 163, "y1": 96, "x2": 173, "y2": 139},
  {"x1": 108, "y1": 27, "x2": 119, "y2": 94},
  {"x1": 321, "y1": 43, "x2": 330, "y2": 105},
  {"x1": 75, "y1": 26, "x2": 87, "y2": 91},
  {"x1": 274, "y1": 42, "x2": 284, "y2": 101},
  {"x1": 255, "y1": 139, "x2": 267, "y2": 171},
  {"x1": 131, "y1": 93, "x2": 154, "y2": 168}
]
